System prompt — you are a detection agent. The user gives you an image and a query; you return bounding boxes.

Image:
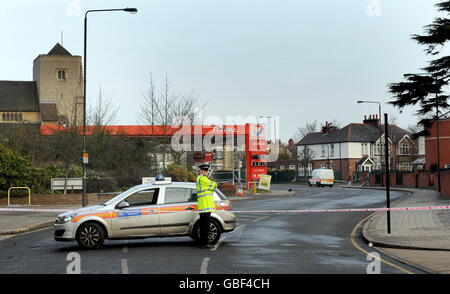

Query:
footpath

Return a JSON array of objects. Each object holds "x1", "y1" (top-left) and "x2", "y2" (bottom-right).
[{"x1": 346, "y1": 186, "x2": 450, "y2": 274}]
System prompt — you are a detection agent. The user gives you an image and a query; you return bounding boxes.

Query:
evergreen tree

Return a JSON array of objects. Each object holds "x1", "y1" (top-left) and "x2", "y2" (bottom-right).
[{"x1": 388, "y1": 1, "x2": 450, "y2": 136}]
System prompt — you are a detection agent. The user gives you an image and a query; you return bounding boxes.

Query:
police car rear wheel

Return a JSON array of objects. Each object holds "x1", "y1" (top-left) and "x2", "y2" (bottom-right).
[{"x1": 76, "y1": 222, "x2": 105, "y2": 249}]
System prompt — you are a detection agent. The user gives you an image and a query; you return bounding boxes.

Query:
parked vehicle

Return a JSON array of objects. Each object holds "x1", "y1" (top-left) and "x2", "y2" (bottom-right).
[
  {"x1": 309, "y1": 169, "x2": 334, "y2": 187},
  {"x1": 54, "y1": 176, "x2": 236, "y2": 249}
]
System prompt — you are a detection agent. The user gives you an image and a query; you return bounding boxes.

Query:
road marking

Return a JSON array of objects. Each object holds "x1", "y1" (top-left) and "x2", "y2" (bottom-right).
[
  {"x1": 121, "y1": 259, "x2": 129, "y2": 274},
  {"x1": 121, "y1": 241, "x2": 129, "y2": 274},
  {"x1": 350, "y1": 213, "x2": 413, "y2": 274},
  {"x1": 251, "y1": 216, "x2": 270, "y2": 223},
  {"x1": 200, "y1": 257, "x2": 210, "y2": 274},
  {"x1": 211, "y1": 237, "x2": 225, "y2": 251}
]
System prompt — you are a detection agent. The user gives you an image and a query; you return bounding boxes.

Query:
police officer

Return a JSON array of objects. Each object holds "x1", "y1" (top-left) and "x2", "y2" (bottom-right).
[{"x1": 196, "y1": 164, "x2": 217, "y2": 249}]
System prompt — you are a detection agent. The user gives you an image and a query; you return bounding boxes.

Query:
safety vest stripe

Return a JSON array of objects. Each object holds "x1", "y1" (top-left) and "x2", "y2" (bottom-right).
[
  {"x1": 197, "y1": 189, "x2": 212, "y2": 193},
  {"x1": 197, "y1": 193, "x2": 213, "y2": 199},
  {"x1": 198, "y1": 207, "x2": 216, "y2": 212},
  {"x1": 197, "y1": 176, "x2": 202, "y2": 191}
]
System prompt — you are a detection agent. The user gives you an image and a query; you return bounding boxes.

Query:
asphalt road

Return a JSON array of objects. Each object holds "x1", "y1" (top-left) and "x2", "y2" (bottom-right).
[{"x1": 0, "y1": 185, "x2": 427, "y2": 274}]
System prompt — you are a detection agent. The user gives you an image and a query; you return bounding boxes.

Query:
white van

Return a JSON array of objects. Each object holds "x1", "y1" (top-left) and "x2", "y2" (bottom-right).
[{"x1": 309, "y1": 169, "x2": 334, "y2": 187}]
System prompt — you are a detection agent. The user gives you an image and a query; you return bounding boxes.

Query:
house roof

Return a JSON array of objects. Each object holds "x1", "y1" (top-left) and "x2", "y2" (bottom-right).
[
  {"x1": 356, "y1": 156, "x2": 375, "y2": 166},
  {"x1": 297, "y1": 123, "x2": 382, "y2": 145},
  {"x1": 297, "y1": 123, "x2": 411, "y2": 146},
  {"x1": 0, "y1": 81, "x2": 40, "y2": 112},
  {"x1": 47, "y1": 43, "x2": 72, "y2": 56}
]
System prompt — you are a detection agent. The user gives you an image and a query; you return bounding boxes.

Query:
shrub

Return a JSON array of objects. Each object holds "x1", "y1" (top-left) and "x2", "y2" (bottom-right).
[{"x1": 163, "y1": 164, "x2": 196, "y2": 182}]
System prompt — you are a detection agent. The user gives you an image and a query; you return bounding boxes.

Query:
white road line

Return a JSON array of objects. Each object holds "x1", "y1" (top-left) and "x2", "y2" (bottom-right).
[
  {"x1": 122, "y1": 241, "x2": 129, "y2": 274},
  {"x1": 121, "y1": 259, "x2": 129, "y2": 274},
  {"x1": 251, "y1": 216, "x2": 270, "y2": 223},
  {"x1": 211, "y1": 237, "x2": 225, "y2": 251},
  {"x1": 200, "y1": 257, "x2": 210, "y2": 274}
]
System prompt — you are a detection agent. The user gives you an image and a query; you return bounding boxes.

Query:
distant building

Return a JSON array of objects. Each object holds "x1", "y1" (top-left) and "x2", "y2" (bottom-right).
[
  {"x1": 425, "y1": 117, "x2": 450, "y2": 170},
  {"x1": 0, "y1": 43, "x2": 83, "y2": 128},
  {"x1": 296, "y1": 115, "x2": 423, "y2": 181}
]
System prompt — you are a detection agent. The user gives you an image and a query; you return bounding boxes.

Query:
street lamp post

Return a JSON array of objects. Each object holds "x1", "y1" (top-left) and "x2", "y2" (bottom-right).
[
  {"x1": 357, "y1": 100, "x2": 383, "y2": 187},
  {"x1": 82, "y1": 7, "x2": 138, "y2": 207}
]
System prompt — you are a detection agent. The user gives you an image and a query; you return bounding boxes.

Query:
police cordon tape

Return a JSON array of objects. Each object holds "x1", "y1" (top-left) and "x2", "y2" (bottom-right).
[
  {"x1": 0, "y1": 207, "x2": 70, "y2": 213},
  {"x1": 0, "y1": 205, "x2": 450, "y2": 214},
  {"x1": 232, "y1": 205, "x2": 450, "y2": 214}
]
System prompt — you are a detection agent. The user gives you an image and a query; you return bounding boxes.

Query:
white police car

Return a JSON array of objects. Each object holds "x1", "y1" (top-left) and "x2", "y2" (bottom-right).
[{"x1": 54, "y1": 176, "x2": 236, "y2": 249}]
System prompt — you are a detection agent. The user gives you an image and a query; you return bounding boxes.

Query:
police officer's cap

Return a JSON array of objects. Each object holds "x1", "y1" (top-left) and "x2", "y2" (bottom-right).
[{"x1": 199, "y1": 164, "x2": 210, "y2": 171}]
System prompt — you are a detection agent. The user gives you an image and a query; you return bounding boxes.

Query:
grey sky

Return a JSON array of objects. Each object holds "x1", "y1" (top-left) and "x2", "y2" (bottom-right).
[{"x1": 0, "y1": 0, "x2": 444, "y2": 141}]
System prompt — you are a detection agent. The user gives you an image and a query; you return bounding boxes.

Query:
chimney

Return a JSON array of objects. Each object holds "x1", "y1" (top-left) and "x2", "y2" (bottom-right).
[{"x1": 363, "y1": 114, "x2": 380, "y2": 128}]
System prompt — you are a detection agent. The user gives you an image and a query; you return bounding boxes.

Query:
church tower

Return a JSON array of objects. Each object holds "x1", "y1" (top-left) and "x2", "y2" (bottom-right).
[{"x1": 33, "y1": 43, "x2": 83, "y2": 125}]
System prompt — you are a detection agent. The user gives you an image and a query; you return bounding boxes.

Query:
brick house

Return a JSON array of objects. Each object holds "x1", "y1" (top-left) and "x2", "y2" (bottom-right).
[
  {"x1": 425, "y1": 117, "x2": 450, "y2": 170},
  {"x1": 296, "y1": 115, "x2": 423, "y2": 181}
]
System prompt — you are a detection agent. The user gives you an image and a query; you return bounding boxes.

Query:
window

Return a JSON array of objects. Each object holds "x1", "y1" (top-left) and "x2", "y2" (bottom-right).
[
  {"x1": 298, "y1": 167, "x2": 305, "y2": 176},
  {"x1": 2, "y1": 113, "x2": 5, "y2": 121},
  {"x1": 124, "y1": 188, "x2": 159, "y2": 207},
  {"x1": 361, "y1": 143, "x2": 368, "y2": 156},
  {"x1": 397, "y1": 163, "x2": 411, "y2": 171},
  {"x1": 279, "y1": 165, "x2": 285, "y2": 171},
  {"x1": 330, "y1": 144, "x2": 335, "y2": 157},
  {"x1": 164, "y1": 187, "x2": 197, "y2": 204},
  {"x1": 399, "y1": 143, "x2": 410, "y2": 155},
  {"x1": 289, "y1": 165, "x2": 296, "y2": 170},
  {"x1": 321, "y1": 145, "x2": 326, "y2": 157},
  {"x1": 57, "y1": 69, "x2": 67, "y2": 80}
]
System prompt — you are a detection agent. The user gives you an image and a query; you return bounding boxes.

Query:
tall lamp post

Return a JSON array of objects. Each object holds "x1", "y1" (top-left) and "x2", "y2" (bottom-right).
[
  {"x1": 357, "y1": 100, "x2": 383, "y2": 186},
  {"x1": 82, "y1": 7, "x2": 138, "y2": 207}
]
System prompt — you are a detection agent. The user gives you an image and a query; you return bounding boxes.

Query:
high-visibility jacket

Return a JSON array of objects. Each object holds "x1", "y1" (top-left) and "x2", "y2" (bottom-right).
[{"x1": 196, "y1": 175, "x2": 217, "y2": 213}]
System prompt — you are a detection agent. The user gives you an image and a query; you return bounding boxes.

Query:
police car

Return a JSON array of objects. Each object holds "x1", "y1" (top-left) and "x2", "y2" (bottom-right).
[{"x1": 54, "y1": 175, "x2": 236, "y2": 249}]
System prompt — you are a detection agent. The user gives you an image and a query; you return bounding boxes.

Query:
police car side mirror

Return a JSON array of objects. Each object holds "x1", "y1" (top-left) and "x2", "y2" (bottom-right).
[{"x1": 117, "y1": 201, "x2": 130, "y2": 209}]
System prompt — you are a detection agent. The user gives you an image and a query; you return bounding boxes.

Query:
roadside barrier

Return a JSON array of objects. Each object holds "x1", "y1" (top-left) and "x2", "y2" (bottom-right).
[
  {"x1": 8, "y1": 187, "x2": 31, "y2": 206},
  {"x1": 0, "y1": 205, "x2": 449, "y2": 214}
]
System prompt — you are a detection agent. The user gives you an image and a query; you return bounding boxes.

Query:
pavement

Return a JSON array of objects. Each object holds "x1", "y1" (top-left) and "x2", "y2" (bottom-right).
[
  {"x1": 1, "y1": 186, "x2": 450, "y2": 273},
  {"x1": 345, "y1": 185, "x2": 450, "y2": 274}
]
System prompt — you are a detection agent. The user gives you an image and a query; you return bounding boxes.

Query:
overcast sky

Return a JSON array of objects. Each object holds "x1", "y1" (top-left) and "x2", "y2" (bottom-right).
[{"x1": 0, "y1": 0, "x2": 444, "y2": 141}]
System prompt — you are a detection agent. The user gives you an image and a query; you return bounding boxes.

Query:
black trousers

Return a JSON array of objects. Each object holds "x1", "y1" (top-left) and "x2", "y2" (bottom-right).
[{"x1": 199, "y1": 212, "x2": 211, "y2": 245}]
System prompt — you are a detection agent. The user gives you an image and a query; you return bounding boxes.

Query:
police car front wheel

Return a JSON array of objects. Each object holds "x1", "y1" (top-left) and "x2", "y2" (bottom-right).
[{"x1": 76, "y1": 222, "x2": 105, "y2": 249}]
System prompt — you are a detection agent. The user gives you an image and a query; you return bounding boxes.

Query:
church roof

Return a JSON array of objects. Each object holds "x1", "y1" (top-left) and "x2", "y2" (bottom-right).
[
  {"x1": 0, "y1": 81, "x2": 40, "y2": 112},
  {"x1": 47, "y1": 43, "x2": 72, "y2": 56}
]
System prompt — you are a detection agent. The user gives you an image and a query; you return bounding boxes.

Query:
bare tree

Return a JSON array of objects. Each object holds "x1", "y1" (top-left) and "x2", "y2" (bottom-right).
[
  {"x1": 293, "y1": 120, "x2": 319, "y2": 142},
  {"x1": 140, "y1": 73, "x2": 206, "y2": 170},
  {"x1": 297, "y1": 146, "x2": 315, "y2": 177},
  {"x1": 87, "y1": 88, "x2": 119, "y2": 128}
]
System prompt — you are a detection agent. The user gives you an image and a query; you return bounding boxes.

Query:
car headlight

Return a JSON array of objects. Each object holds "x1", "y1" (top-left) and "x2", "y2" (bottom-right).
[{"x1": 55, "y1": 213, "x2": 78, "y2": 224}]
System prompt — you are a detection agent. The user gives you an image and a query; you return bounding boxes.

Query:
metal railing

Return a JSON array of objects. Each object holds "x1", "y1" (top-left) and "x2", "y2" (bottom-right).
[{"x1": 8, "y1": 187, "x2": 31, "y2": 206}]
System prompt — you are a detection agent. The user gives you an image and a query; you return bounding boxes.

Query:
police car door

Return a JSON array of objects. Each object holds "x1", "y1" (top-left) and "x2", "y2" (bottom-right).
[
  {"x1": 111, "y1": 188, "x2": 160, "y2": 238},
  {"x1": 159, "y1": 187, "x2": 197, "y2": 235}
]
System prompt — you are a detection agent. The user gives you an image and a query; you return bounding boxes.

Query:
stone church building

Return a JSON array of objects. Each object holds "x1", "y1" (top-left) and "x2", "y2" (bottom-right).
[{"x1": 0, "y1": 43, "x2": 83, "y2": 128}]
